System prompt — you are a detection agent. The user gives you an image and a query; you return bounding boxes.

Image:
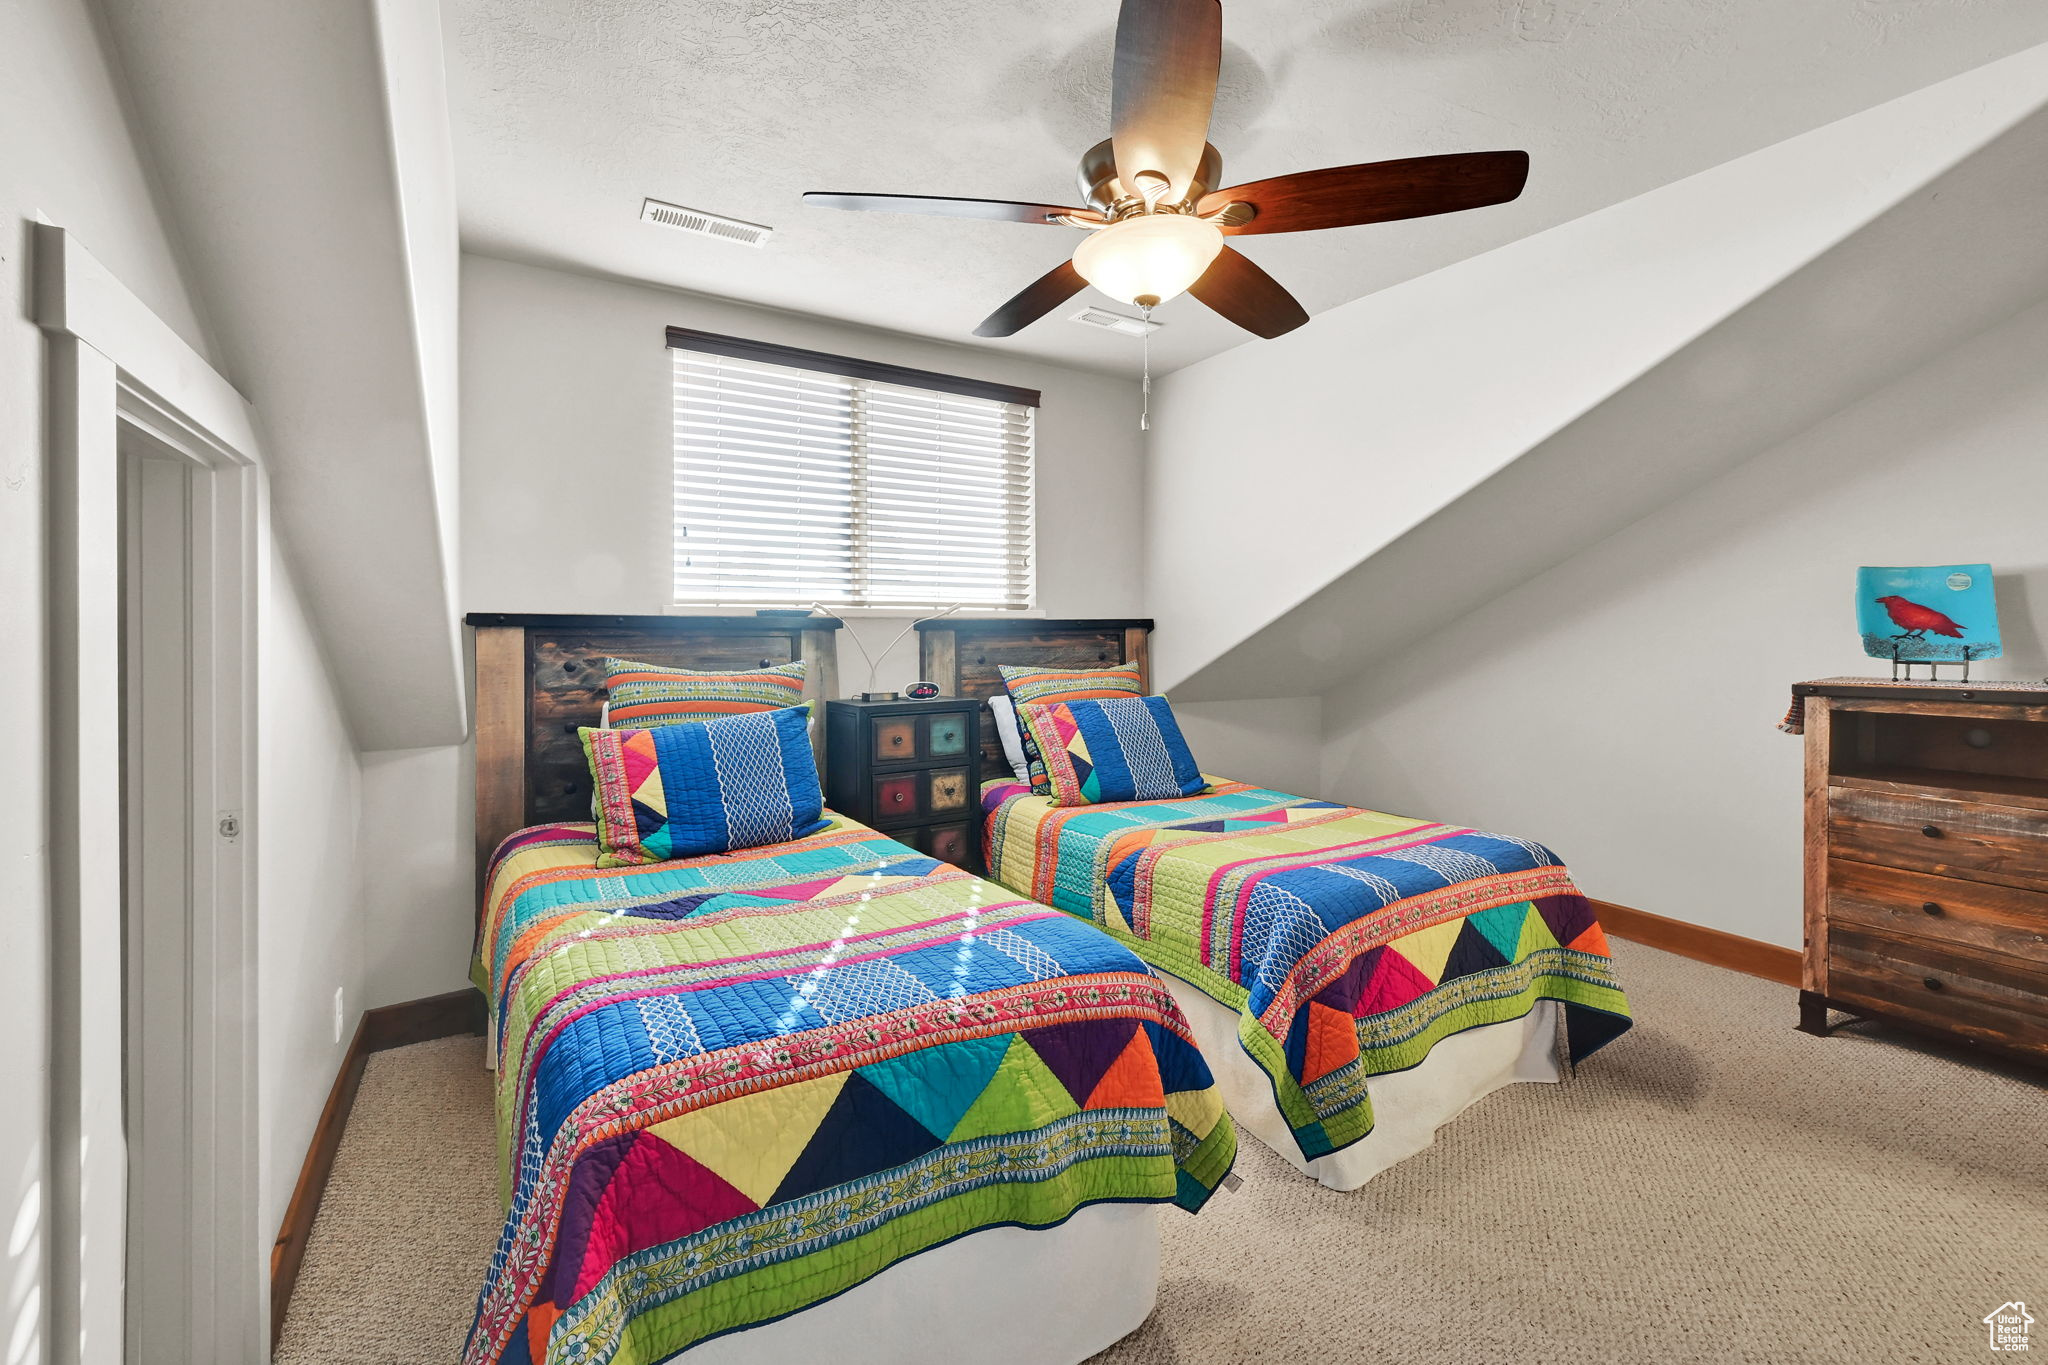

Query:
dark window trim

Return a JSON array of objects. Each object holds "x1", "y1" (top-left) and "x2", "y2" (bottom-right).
[
  {"x1": 464, "y1": 611, "x2": 844, "y2": 631},
  {"x1": 666, "y1": 326, "x2": 1041, "y2": 409}
]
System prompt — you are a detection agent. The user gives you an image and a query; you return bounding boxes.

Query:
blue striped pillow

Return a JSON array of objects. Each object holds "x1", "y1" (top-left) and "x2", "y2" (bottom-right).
[
  {"x1": 1014, "y1": 695, "x2": 1205, "y2": 806},
  {"x1": 583, "y1": 705, "x2": 828, "y2": 866}
]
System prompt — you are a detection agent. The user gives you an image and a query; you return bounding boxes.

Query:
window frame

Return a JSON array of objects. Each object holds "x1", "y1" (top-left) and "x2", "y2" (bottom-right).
[{"x1": 665, "y1": 327, "x2": 1040, "y2": 613}]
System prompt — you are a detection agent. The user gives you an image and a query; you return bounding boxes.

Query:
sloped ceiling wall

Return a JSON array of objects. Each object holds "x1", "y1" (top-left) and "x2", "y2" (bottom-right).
[
  {"x1": 1142, "y1": 43, "x2": 2048, "y2": 702},
  {"x1": 1313, "y1": 296, "x2": 2048, "y2": 944},
  {"x1": 99, "y1": 0, "x2": 466, "y2": 750},
  {"x1": 444, "y1": 0, "x2": 2048, "y2": 377}
]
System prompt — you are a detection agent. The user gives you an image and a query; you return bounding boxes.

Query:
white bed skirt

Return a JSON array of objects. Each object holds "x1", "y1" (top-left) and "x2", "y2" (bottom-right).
[
  {"x1": 686, "y1": 1201, "x2": 1161, "y2": 1364},
  {"x1": 1161, "y1": 973, "x2": 1562, "y2": 1192}
]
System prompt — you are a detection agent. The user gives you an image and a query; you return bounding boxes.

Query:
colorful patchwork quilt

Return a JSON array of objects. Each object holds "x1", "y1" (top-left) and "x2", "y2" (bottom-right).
[
  {"x1": 466, "y1": 816, "x2": 1235, "y2": 1365},
  {"x1": 984, "y1": 780, "x2": 1631, "y2": 1161}
]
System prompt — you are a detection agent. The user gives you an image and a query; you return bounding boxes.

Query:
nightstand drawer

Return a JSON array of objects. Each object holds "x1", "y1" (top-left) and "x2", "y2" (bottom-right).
[
  {"x1": 1828, "y1": 859, "x2": 2048, "y2": 963},
  {"x1": 874, "y1": 718, "x2": 918, "y2": 764},
  {"x1": 873, "y1": 772, "x2": 922, "y2": 824},
  {"x1": 1828, "y1": 787, "x2": 2048, "y2": 892},
  {"x1": 924, "y1": 822, "x2": 974, "y2": 869},
  {"x1": 926, "y1": 767, "x2": 970, "y2": 816},
  {"x1": 925, "y1": 712, "x2": 971, "y2": 760},
  {"x1": 872, "y1": 769, "x2": 971, "y2": 826},
  {"x1": 1828, "y1": 925, "x2": 2048, "y2": 1060}
]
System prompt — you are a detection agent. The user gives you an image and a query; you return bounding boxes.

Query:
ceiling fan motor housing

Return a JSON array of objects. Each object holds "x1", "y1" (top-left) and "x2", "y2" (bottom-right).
[{"x1": 1079, "y1": 138, "x2": 1223, "y2": 216}]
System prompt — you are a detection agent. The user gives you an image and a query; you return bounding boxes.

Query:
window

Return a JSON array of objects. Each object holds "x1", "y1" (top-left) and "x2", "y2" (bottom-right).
[{"x1": 667, "y1": 328, "x2": 1037, "y2": 611}]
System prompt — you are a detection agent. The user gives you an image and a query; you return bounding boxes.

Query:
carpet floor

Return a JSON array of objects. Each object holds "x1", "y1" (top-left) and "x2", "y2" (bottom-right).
[{"x1": 276, "y1": 941, "x2": 2047, "y2": 1364}]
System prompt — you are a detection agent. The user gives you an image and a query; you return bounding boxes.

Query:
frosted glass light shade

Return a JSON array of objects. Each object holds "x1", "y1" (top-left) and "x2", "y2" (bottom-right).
[{"x1": 1072, "y1": 213, "x2": 1225, "y2": 306}]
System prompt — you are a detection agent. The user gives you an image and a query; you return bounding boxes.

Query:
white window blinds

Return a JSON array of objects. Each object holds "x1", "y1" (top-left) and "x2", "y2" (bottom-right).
[{"x1": 670, "y1": 336, "x2": 1036, "y2": 611}]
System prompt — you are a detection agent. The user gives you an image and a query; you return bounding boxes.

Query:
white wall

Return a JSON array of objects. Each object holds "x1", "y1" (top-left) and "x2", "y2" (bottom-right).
[
  {"x1": 359, "y1": 743, "x2": 475, "y2": 1007},
  {"x1": 374, "y1": 0, "x2": 466, "y2": 621},
  {"x1": 2, "y1": 2, "x2": 220, "y2": 1355},
  {"x1": 99, "y1": 0, "x2": 470, "y2": 751},
  {"x1": 1320, "y1": 299, "x2": 2048, "y2": 949},
  {"x1": 1172, "y1": 698, "x2": 1325, "y2": 796},
  {"x1": 1140, "y1": 45, "x2": 2048, "y2": 699},
  {"x1": 255, "y1": 531, "x2": 366, "y2": 1248},
  {"x1": 349, "y1": 252, "x2": 1149, "y2": 1005},
  {"x1": 459, "y1": 252, "x2": 1145, "y2": 633},
  {"x1": 4, "y1": 0, "x2": 379, "y2": 1322}
]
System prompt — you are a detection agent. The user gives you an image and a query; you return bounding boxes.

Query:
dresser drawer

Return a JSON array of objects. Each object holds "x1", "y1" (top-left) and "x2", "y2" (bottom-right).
[
  {"x1": 1828, "y1": 787, "x2": 2048, "y2": 892},
  {"x1": 1828, "y1": 859, "x2": 2048, "y2": 963},
  {"x1": 1827, "y1": 925, "x2": 2048, "y2": 1060}
]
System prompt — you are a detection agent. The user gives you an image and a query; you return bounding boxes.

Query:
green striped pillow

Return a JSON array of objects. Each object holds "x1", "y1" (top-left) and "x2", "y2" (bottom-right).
[
  {"x1": 997, "y1": 662, "x2": 1145, "y2": 792},
  {"x1": 602, "y1": 657, "x2": 807, "y2": 728}
]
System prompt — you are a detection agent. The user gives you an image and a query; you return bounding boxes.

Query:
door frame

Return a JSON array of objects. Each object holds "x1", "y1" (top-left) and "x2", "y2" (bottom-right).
[{"x1": 37, "y1": 224, "x2": 264, "y2": 1363}]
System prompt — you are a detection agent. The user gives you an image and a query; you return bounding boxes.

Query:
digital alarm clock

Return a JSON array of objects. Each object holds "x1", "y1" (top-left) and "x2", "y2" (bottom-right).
[{"x1": 904, "y1": 680, "x2": 941, "y2": 700}]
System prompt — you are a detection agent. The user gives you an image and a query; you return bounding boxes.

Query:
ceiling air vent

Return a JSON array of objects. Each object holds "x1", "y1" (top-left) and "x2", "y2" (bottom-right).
[
  {"x1": 1068, "y1": 306, "x2": 1161, "y2": 337},
  {"x1": 640, "y1": 198, "x2": 774, "y2": 247}
]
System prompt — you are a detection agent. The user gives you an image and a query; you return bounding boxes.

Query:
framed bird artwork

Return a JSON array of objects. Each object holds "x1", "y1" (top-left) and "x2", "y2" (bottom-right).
[{"x1": 1856, "y1": 563, "x2": 2002, "y2": 679}]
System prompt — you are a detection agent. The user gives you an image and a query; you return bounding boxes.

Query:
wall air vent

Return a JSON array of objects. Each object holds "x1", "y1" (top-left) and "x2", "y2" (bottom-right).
[
  {"x1": 1067, "y1": 306, "x2": 1162, "y2": 337},
  {"x1": 640, "y1": 198, "x2": 774, "y2": 247}
]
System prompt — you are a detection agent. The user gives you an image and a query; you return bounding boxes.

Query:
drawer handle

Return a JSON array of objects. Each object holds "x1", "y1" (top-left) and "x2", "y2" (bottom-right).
[
  {"x1": 1920, "y1": 824, "x2": 1942, "y2": 839},
  {"x1": 891, "y1": 792, "x2": 907, "y2": 804},
  {"x1": 1922, "y1": 976, "x2": 1944, "y2": 991},
  {"x1": 1921, "y1": 901, "x2": 1944, "y2": 917}
]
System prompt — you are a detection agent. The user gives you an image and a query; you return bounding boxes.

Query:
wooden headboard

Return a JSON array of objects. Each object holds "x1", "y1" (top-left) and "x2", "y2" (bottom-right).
[
  {"x1": 915, "y1": 618, "x2": 1152, "y2": 774},
  {"x1": 467, "y1": 612, "x2": 840, "y2": 897}
]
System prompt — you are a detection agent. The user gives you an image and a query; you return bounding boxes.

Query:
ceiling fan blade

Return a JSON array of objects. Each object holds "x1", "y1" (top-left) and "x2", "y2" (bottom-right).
[
  {"x1": 1110, "y1": 0, "x2": 1221, "y2": 205},
  {"x1": 1188, "y1": 247, "x2": 1309, "y2": 338},
  {"x1": 1197, "y1": 151, "x2": 1530, "y2": 235},
  {"x1": 974, "y1": 261, "x2": 1089, "y2": 337},
  {"x1": 804, "y1": 192, "x2": 1103, "y2": 226}
]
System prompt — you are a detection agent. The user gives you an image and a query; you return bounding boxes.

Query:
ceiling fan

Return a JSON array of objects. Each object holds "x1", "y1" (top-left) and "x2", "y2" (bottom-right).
[{"x1": 803, "y1": 0, "x2": 1529, "y2": 341}]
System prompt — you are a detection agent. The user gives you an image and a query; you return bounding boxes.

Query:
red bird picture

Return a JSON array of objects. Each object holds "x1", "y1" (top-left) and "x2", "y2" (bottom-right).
[{"x1": 1874, "y1": 594, "x2": 1966, "y2": 641}]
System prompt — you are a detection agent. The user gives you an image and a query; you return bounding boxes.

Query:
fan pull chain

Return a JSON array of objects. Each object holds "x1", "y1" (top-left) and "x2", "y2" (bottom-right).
[{"x1": 1139, "y1": 303, "x2": 1153, "y2": 431}]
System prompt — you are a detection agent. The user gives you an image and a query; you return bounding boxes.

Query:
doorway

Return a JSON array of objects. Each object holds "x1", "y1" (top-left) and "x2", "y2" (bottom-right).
[
  {"x1": 109, "y1": 406, "x2": 258, "y2": 1363},
  {"x1": 40, "y1": 224, "x2": 264, "y2": 1364}
]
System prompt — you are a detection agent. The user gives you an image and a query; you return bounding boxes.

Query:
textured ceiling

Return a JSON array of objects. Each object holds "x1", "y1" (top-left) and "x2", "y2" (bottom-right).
[{"x1": 446, "y1": 0, "x2": 2048, "y2": 376}]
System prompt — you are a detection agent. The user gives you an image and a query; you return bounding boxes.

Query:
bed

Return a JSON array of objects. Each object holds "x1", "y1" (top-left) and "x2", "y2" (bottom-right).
[
  {"x1": 919, "y1": 617, "x2": 1633, "y2": 1191},
  {"x1": 461, "y1": 614, "x2": 1235, "y2": 1365}
]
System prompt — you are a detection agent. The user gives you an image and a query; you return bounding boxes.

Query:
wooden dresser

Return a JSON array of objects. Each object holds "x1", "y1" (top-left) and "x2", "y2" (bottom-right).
[
  {"x1": 824, "y1": 697, "x2": 984, "y2": 871},
  {"x1": 1798, "y1": 679, "x2": 2048, "y2": 1064}
]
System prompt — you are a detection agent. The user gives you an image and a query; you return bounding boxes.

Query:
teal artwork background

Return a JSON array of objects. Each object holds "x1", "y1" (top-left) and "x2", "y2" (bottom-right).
[{"x1": 1856, "y1": 563, "x2": 2002, "y2": 662}]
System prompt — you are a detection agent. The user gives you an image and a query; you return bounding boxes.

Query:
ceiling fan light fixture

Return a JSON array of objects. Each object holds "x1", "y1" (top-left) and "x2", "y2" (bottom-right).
[{"x1": 1071, "y1": 212, "x2": 1224, "y2": 307}]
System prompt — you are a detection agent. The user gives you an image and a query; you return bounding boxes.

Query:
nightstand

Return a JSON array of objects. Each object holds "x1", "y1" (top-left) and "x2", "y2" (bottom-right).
[{"x1": 824, "y1": 697, "x2": 984, "y2": 871}]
